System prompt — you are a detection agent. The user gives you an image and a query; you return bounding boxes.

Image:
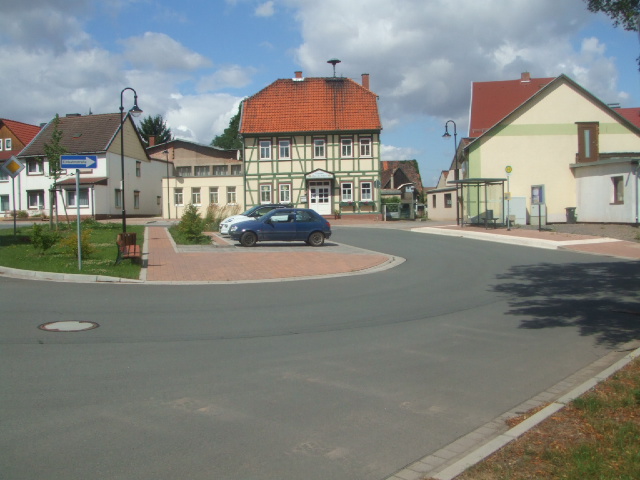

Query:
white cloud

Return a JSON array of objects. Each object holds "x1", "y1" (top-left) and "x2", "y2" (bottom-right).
[
  {"x1": 381, "y1": 144, "x2": 419, "y2": 161},
  {"x1": 122, "y1": 32, "x2": 212, "y2": 71},
  {"x1": 197, "y1": 65, "x2": 257, "y2": 92},
  {"x1": 288, "y1": 0, "x2": 623, "y2": 124},
  {"x1": 255, "y1": 1, "x2": 275, "y2": 17}
]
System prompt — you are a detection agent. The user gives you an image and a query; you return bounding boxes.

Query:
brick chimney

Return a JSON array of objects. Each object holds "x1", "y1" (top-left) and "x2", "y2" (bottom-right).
[
  {"x1": 294, "y1": 71, "x2": 304, "y2": 81},
  {"x1": 521, "y1": 72, "x2": 531, "y2": 83},
  {"x1": 361, "y1": 73, "x2": 370, "y2": 90},
  {"x1": 148, "y1": 135, "x2": 156, "y2": 147}
]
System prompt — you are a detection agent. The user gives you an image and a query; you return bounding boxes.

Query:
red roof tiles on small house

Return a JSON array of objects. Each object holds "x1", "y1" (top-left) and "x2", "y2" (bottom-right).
[
  {"x1": 469, "y1": 72, "x2": 555, "y2": 137},
  {"x1": 615, "y1": 107, "x2": 640, "y2": 129},
  {"x1": 240, "y1": 74, "x2": 382, "y2": 134},
  {"x1": 0, "y1": 119, "x2": 41, "y2": 160}
]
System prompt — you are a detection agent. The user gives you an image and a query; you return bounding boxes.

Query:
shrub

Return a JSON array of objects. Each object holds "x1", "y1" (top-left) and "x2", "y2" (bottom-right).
[
  {"x1": 59, "y1": 229, "x2": 95, "y2": 259},
  {"x1": 178, "y1": 204, "x2": 208, "y2": 243},
  {"x1": 30, "y1": 224, "x2": 60, "y2": 253}
]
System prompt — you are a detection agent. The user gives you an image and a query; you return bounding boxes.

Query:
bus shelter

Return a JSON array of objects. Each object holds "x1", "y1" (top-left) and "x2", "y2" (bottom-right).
[{"x1": 447, "y1": 178, "x2": 507, "y2": 227}]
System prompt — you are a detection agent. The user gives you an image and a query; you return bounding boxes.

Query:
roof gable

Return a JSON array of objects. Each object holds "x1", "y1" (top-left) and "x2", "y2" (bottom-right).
[
  {"x1": 469, "y1": 73, "x2": 555, "y2": 137},
  {"x1": 0, "y1": 119, "x2": 41, "y2": 145},
  {"x1": 19, "y1": 113, "x2": 130, "y2": 157},
  {"x1": 240, "y1": 77, "x2": 381, "y2": 134},
  {"x1": 465, "y1": 74, "x2": 640, "y2": 150},
  {"x1": 381, "y1": 160, "x2": 423, "y2": 192}
]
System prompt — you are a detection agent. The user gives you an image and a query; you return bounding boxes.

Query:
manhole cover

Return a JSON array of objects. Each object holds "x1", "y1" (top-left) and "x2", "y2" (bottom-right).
[{"x1": 38, "y1": 321, "x2": 99, "y2": 332}]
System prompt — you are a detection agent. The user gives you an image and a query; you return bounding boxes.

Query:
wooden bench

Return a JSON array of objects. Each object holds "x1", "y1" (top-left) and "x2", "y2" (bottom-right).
[{"x1": 115, "y1": 232, "x2": 141, "y2": 264}]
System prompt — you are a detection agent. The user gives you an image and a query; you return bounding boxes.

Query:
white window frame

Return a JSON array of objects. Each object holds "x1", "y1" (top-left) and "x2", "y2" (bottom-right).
[
  {"x1": 191, "y1": 187, "x2": 201, "y2": 205},
  {"x1": 134, "y1": 191, "x2": 140, "y2": 209},
  {"x1": 195, "y1": 166, "x2": 210, "y2": 177},
  {"x1": 361, "y1": 181, "x2": 372, "y2": 201},
  {"x1": 341, "y1": 182, "x2": 353, "y2": 202},
  {"x1": 174, "y1": 188, "x2": 184, "y2": 206},
  {"x1": 27, "y1": 190, "x2": 45, "y2": 209},
  {"x1": 67, "y1": 188, "x2": 89, "y2": 207},
  {"x1": 279, "y1": 183, "x2": 291, "y2": 204},
  {"x1": 135, "y1": 161, "x2": 141, "y2": 177},
  {"x1": 27, "y1": 159, "x2": 43, "y2": 175},
  {"x1": 341, "y1": 138, "x2": 353, "y2": 158},
  {"x1": 226, "y1": 186, "x2": 237, "y2": 204},
  {"x1": 209, "y1": 187, "x2": 219, "y2": 204},
  {"x1": 260, "y1": 184, "x2": 272, "y2": 204},
  {"x1": 279, "y1": 139, "x2": 291, "y2": 160},
  {"x1": 612, "y1": 176, "x2": 624, "y2": 204},
  {"x1": 0, "y1": 194, "x2": 9, "y2": 211},
  {"x1": 0, "y1": 139, "x2": 3, "y2": 151},
  {"x1": 359, "y1": 137, "x2": 371, "y2": 157},
  {"x1": 313, "y1": 138, "x2": 325, "y2": 159},
  {"x1": 259, "y1": 140, "x2": 272, "y2": 160},
  {"x1": 4, "y1": 138, "x2": 12, "y2": 151},
  {"x1": 115, "y1": 189, "x2": 122, "y2": 208}
]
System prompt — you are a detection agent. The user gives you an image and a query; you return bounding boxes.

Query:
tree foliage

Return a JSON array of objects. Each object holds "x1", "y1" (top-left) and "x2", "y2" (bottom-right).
[
  {"x1": 583, "y1": 0, "x2": 639, "y2": 31},
  {"x1": 43, "y1": 114, "x2": 66, "y2": 181},
  {"x1": 138, "y1": 114, "x2": 173, "y2": 145},
  {"x1": 211, "y1": 104, "x2": 243, "y2": 150}
]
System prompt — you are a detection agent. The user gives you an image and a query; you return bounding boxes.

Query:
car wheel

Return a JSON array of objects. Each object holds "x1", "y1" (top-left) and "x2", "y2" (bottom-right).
[
  {"x1": 307, "y1": 231, "x2": 325, "y2": 247},
  {"x1": 240, "y1": 231, "x2": 257, "y2": 247}
]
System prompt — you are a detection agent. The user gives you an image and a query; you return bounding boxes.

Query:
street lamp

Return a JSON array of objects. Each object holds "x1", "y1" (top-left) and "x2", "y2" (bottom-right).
[
  {"x1": 442, "y1": 120, "x2": 458, "y2": 176},
  {"x1": 163, "y1": 149, "x2": 170, "y2": 219},
  {"x1": 443, "y1": 120, "x2": 460, "y2": 225},
  {"x1": 119, "y1": 87, "x2": 143, "y2": 233}
]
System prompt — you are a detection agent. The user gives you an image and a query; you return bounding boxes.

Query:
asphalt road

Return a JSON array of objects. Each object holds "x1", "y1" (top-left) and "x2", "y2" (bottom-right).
[{"x1": 2, "y1": 227, "x2": 639, "y2": 480}]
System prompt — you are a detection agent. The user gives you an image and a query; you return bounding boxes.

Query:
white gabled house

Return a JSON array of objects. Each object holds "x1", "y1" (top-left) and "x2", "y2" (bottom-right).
[{"x1": 16, "y1": 113, "x2": 166, "y2": 220}]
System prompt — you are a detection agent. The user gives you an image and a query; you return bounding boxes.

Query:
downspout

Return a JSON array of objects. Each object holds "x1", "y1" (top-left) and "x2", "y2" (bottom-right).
[{"x1": 633, "y1": 159, "x2": 639, "y2": 226}]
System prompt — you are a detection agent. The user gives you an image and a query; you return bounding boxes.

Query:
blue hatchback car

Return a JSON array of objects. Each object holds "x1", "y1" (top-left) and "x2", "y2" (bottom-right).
[{"x1": 229, "y1": 208, "x2": 332, "y2": 247}]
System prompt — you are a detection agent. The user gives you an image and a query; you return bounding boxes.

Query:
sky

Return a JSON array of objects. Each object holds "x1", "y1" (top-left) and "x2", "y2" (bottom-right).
[{"x1": 1, "y1": 0, "x2": 638, "y2": 186}]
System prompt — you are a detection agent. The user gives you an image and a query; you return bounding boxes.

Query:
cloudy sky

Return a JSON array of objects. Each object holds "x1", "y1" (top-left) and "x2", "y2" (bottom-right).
[{"x1": 1, "y1": 0, "x2": 637, "y2": 185}]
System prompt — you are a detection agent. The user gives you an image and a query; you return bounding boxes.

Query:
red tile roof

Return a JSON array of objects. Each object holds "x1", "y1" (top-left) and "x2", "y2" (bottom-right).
[
  {"x1": 1, "y1": 119, "x2": 41, "y2": 144},
  {"x1": 615, "y1": 107, "x2": 640, "y2": 129},
  {"x1": 469, "y1": 73, "x2": 555, "y2": 137},
  {"x1": 381, "y1": 160, "x2": 424, "y2": 192},
  {"x1": 240, "y1": 77, "x2": 381, "y2": 134},
  {"x1": 0, "y1": 119, "x2": 41, "y2": 160}
]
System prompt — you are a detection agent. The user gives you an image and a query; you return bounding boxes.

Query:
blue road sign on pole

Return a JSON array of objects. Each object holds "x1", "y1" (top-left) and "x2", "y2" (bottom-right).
[{"x1": 60, "y1": 155, "x2": 98, "y2": 169}]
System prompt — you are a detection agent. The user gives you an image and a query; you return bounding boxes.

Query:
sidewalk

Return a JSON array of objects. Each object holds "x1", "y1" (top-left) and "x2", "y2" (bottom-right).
[
  {"x1": 411, "y1": 224, "x2": 640, "y2": 260},
  {"x1": 143, "y1": 226, "x2": 401, "y2": 284}
]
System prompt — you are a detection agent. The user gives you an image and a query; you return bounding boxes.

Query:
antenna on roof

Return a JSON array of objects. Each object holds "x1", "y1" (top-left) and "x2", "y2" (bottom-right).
[{"x1": 327, "y1": 58, "x2": 341, "y2": 77}]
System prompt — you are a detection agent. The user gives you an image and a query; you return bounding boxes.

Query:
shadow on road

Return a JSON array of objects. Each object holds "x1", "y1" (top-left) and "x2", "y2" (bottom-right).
[{"x1": 492, "y1": 261, "x2": 640, "y2": 346}]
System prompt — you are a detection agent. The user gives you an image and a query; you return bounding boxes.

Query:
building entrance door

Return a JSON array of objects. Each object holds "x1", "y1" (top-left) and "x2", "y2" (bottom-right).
[{"x1": 308, "y1": 181, "x2": 331, "y2": 215}]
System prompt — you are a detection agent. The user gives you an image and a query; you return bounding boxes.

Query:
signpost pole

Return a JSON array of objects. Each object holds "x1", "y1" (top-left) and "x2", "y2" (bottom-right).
[
  {"x1": 11, "y1": 176, "x2": 16, "y2": 236},
  {"x1": 76, "y1": 169, "x2": 82, "y2": 270}
]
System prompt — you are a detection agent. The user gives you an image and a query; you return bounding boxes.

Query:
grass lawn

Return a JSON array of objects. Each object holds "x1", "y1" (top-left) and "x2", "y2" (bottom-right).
[
  {"x1": 0, "y1": 221, "x2": 143, "y2": 279},
  {"x1": 429, "y1": 357, "x2": 640, "y2": 480}
]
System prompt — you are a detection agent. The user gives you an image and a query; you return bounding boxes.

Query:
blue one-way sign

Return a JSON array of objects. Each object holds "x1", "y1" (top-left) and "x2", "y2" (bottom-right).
[{"x1": 60, "y1": 155, "x2": 98, "y2": 169}]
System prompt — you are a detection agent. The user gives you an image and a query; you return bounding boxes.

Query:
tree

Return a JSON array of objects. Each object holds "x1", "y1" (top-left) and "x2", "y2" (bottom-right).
[
  {"x1": 583, "y1": 0, "x2": 639, "y2": 31},
  {"x1": 43, "y1": 114, "x2": 66, "y2": 228},
  {"x1": 138, "y1": 114, "x2": 173, "y2": 145},
  {"x1": 211, "y1": 104, "x2": 243, "y2": 150}
]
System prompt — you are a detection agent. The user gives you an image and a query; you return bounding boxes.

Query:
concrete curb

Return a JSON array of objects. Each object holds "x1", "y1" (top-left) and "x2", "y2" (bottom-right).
[
  {"x1": 410, "y1": 226, "x2": 621, "y2": 250},
  {"x1": 386, "y1": 345, "x2": 640, "y2": 480}
]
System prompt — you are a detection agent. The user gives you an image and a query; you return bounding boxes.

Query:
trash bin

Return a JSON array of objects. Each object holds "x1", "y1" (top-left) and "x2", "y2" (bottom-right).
[{"x1": 565, "y1": 207, "x2": 577, "y2": 224}]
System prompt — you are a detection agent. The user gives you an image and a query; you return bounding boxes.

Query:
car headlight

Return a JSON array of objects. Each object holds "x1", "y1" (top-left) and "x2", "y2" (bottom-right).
[{"x1": 229, "y1": 225, "x2": 238, "y2": 233}]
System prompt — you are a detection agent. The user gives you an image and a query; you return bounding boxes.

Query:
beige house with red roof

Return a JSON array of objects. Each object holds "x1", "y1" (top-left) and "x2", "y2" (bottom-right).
[
  {"x1": 0, "y1": 119, "x2": 41, "y2": 212},
  {"x1": 13, "y1": 113, "x2": 166, "y2": 219},
  {"x1": 456, "y1": 73, "x2": 640, "y2": 225},
  {"x1": 239, "y1": 71, "x2": 382, "y2": 218},
  {"x1": 147, "y1": 139, "x2": 242, "y2": 219}
]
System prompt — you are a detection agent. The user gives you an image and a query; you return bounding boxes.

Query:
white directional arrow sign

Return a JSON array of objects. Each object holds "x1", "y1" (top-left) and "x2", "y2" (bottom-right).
[{"x1": 60, "y1": 155, "x2": 98, "y2": 169}]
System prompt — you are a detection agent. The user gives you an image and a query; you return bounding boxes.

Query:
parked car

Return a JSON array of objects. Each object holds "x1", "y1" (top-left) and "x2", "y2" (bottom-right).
[
  {"x1": 229, "y1": 208, "x2": 331, "y2": 247},
  {"x1": 219, "y1": 204, "x2": 291, "y2": 235}
]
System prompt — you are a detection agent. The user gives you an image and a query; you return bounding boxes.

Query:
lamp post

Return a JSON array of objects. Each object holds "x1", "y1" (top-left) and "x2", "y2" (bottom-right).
[
  {"x1": 119, "y1": 87, "x2": 143, "y2": 233},
  {"x1": 443, "y1": 120, "x2": 460, "y2": 225},
  {"x1": 163, "y1": 149, "x2": 170, "y2": 219}
]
